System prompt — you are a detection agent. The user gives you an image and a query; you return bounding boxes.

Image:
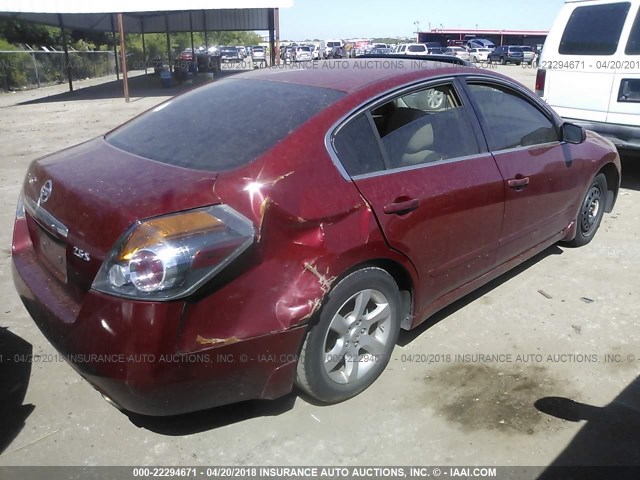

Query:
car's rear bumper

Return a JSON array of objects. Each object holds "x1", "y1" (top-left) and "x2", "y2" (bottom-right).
[
  {"x1": 12, "y1": 230, "x2": 306, "y2": 416},
  {"x1": 565, "y1": 118, "x2": 640, "y2": 152}
]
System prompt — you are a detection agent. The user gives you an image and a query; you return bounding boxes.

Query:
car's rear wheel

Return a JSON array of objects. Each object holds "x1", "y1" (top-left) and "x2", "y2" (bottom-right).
[
  {"x1": 487, "y1": 56, "x2": 493, "y2": 64},
  {"x1": 565, "y1": 173, "x2": 608, "y2": 247},
  {"x1": 295, "y1": 267, "x2": 402, "y2": 404},
  {"x1": 501, "y1": 57, "x2": 506, "y2": 65}
]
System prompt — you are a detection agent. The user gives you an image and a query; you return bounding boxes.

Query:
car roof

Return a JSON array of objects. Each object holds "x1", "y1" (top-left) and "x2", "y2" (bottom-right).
[{"x1": 234, "y1": 59, "x2": 482, "y2": 93}]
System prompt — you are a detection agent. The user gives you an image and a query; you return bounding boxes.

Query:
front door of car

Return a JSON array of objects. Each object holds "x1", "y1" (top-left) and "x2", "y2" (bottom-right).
[
  {"x1": 463, "y1": 80, "x2": 585, "y2": 266},
  {"x1": 333, "y1": 81, "x2": 505, "y2": 311}
]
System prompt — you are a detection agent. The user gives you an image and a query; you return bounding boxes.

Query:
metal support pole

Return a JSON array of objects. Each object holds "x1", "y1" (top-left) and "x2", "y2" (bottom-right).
[
  {"x1": 58, "y1": 14, "x2": 73, "y2": 92},
  {"x1": 141, "y1": 18, "x2": 147, "y2": 74},
  {"x1": 203, "y1": 10, "x2": 208, "y2": 51},
  {"x1": 189, "y1": 11, "x2": 195, "y2": 74},
  {"x1": 31, "y1": 52, "x2": 40, "y2": 88},
  {"x1": 165, "y1": 14, "x2": 171, "y2": 70},
  {"x1": 111, "y1": 14, "x2": 119, "y2": 79},
  {"x1": 268, "y1": 8, "x2": 276, "y2": 66},
  {"x1": 189, "y1": 11, "x2": 195, "y2": 53},
  {"x1": 117, "y1": 13, "x2": 130, "y2": 103}
]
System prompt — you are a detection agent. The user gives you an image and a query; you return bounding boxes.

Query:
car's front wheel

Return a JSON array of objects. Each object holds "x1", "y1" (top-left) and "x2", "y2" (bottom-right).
[
  {"x1": 295, "y1": 267, "x2": 402, "y2": 404},
  {"x1": 501, "y1": 57, "x2": 506, "y2": 65},
  {"x1": 565, "y1": 173, "x2": 608, "y2": 247}
]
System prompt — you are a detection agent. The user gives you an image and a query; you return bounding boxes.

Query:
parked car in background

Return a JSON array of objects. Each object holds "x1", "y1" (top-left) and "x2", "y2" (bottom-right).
[
  {"x1": 469, "y1": 47, "x2": 491, "y2": 62},
  {"x1": 488, "y1": 45, "x2": 524, "y2": 65},
  {"x1": 251, "y1": 46, "x2": 267, "y2": 66},
  {"x1": 219, "y1": 46, "x2": 240, "y2": 63},
  {"x1": 294, "y1": 46, "x2": 313, "y2": 62},
  {"x1": 392, "y1": 44, "x2": 407, "y2": 54},
  {"x1": 443, "y1": 46, "x2": 471, "y2": 61},
  {"x1": 424, "y1": 42, "x2": 443, "y2": 53},
  {"x1": 12, "y1": 59, "x2": 621, "y2": 416},
  {"x1": 404, "y1": 43, "x2": 428, "y2": 55},
  {"x1": 369, "y1": 47, "x2": 393, "y2": 55},
  {"x1": 325, "y1": 39, "x2": 343, "y2": 58},
  {"x1": 538, "y1": 0, "x2": 640, "y2": 152},
  {"x1": 519, "y1": 46, "x2": 536, "y2": 65},
  {"x1": 466, "y1": 38, "x2": 496, "y2": 50}
]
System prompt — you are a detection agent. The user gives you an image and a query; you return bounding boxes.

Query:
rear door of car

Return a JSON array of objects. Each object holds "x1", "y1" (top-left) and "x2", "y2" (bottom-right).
[
  {"x1": 331, "y1": 79, "x2": 505, "y2": 310},
  {"x1": 607, "y1": 2, "x2": 640, "y2": 130},
  {"x1": 461, "y1": 78, "x2": 585, "y2": 266}
]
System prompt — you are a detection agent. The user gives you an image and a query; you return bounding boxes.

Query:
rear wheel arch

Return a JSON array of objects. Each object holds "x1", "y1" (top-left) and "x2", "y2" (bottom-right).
[
  {"x1": 597, "y1": 162, "x2": 620, "y2": 212},
  {"x1": 330, "y1": 259, "x2": 414, "y2": 330},
  {"x1": 299, "y1": 258, "x2": 416, "y2": 332}
]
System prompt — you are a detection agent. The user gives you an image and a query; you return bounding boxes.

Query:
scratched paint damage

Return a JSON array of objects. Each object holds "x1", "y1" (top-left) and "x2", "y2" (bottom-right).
[{"x1": 196, "y1": 335, "x2": 240, "y2": 346}]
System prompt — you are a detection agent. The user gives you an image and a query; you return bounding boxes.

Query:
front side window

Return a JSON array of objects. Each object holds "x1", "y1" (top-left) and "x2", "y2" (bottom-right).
[
  {"x1": 370, "y1": 84, "x2": 480, "y2": 169},
  {"x1": 560, "y1": 2, "x2": 631, "y2": 55},
  {"x1": 467, "y1": 83, "x2": 559, "y2": 151}
]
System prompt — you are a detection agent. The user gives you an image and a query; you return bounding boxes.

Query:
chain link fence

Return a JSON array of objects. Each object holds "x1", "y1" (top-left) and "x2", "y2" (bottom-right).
[{"x1": 0, "y1": 50, "x2": 117, "y2": 92}]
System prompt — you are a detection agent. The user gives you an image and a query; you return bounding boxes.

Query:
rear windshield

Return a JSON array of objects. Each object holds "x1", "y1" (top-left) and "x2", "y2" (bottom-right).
[
  {"x1": 560, "y1": 2, "x2": 631, "y2": 55},
  {"x1": 408, "y1": 45, "x2": 426, "y2": 52},
  {"x1": 107, "y1": 79, "x2": 344, "y2": 171}
]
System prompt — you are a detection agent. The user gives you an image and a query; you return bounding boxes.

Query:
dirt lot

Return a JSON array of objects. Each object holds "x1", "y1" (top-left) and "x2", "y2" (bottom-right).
[{"x1": 0, "y1": 65, "x2": 639, "y2": 471}]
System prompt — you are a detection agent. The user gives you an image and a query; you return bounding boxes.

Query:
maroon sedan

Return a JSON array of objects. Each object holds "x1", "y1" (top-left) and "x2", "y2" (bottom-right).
[{"x1": 12, "y1": 59, "x2": 621, "y2": 415}]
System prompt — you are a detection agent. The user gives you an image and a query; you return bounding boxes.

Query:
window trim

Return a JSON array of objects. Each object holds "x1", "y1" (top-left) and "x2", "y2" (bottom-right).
[
  {"x1": 326, "y1": 75, "x2": 488, "y2": 180},
  {"x1": 626, "y1": 4, "x2": 640, "y2": 55},
  {"x1": 459, "y1": 76, "x2": 563, "y2": 154}
]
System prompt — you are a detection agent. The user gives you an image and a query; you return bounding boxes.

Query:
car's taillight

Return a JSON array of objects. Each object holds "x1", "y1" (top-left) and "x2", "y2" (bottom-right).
[
  {"x1": 535, "y1": 69, "x2": 546, "y2": 97},
  {"x1": 92, "y1": 205, "x2": 254, "y2": 301}
]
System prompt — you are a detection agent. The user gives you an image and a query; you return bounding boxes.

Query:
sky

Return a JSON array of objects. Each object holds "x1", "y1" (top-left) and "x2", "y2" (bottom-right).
[{"x1": 279, "y1": 0, "x2": 565, "y2": 40}]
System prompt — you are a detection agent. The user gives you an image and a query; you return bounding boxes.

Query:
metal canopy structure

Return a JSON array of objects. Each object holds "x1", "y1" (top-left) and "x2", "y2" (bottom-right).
[
  {"x1": 0, "y1": 9, "x2": 284, "y2": 34},
  {"x1": 0, "y1": 1, "x2": 292, "y2": 32},
  {"x1": 0, "y1": 1, "x2": 291, "y2": 99}
]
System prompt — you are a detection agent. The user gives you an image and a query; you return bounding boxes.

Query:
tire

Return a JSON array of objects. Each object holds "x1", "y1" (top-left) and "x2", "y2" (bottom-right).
[
  {"x1": 487, "y1": 56, "x2": 493, "y2": 64},
  {"x1": 565, "y1": 173, "x2": 608, "y2": 247},
  {"x1": 500, "y1": 57, "x2": 506, "y2": 65},
  {"x1": 295, "y1": 267, "x2": 402, "y2": 404},
  {"x1": 516, "y1": 62, "x2": 521, "y2": 66}
]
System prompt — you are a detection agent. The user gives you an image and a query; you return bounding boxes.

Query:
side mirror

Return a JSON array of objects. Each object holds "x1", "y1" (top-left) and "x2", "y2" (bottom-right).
[{"x1": 561, "y1": 122, "x2": 586, "y2": 144}]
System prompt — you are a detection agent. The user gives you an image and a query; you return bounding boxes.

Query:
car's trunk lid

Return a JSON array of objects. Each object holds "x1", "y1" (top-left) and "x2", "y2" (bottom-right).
[{"x1": 23, "y1": 137, "x2": 220, "y2": 297}]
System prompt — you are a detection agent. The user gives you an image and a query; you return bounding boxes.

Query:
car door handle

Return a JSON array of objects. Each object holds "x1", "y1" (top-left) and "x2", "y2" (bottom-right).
[
  {"x1": 383, "y1": 198, "x2": 420, "y2": 215},
  {"x1": 507, "y1": 177, "x2": 530, "y2": 190}
]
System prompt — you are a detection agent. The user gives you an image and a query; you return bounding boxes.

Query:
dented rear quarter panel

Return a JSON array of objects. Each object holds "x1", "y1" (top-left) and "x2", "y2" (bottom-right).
[{"x1": 176, "y1": 90, "x2": 421, "y2": 353}]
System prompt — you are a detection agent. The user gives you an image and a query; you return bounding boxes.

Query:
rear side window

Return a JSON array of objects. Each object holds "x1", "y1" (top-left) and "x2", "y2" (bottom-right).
[
  {"x1": 371, "y1": 84, "x2": 480, "y2": 169},
  {"x1": 333, "y1": 114, "x2": 385, "y2": 176},
  {"x1": 107, "y1": 79, "x2": 343, "y2": 171},
  {"x1": 467, "y1": 84, "x2": 559, "y2": 151},
  {"x1": 627, "y1": 7, "x2": 640, "y2": 54},
  {"x1": 560, "y1": 2, "x2": 631, "y2": 55}
]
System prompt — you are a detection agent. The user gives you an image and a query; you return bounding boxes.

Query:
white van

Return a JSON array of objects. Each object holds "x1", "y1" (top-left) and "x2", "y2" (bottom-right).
[{"x1": 538, "y1": 0, "x2": 640, "y2": 151}]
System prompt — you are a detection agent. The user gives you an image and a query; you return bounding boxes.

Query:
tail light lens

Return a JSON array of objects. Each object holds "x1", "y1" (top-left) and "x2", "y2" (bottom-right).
[
  {"x1": 92, "y1": 205, "x2": 254, "y2": 301},
  {"x1": 535, "y1": 69, "x2": 546, "y2": 97}
]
